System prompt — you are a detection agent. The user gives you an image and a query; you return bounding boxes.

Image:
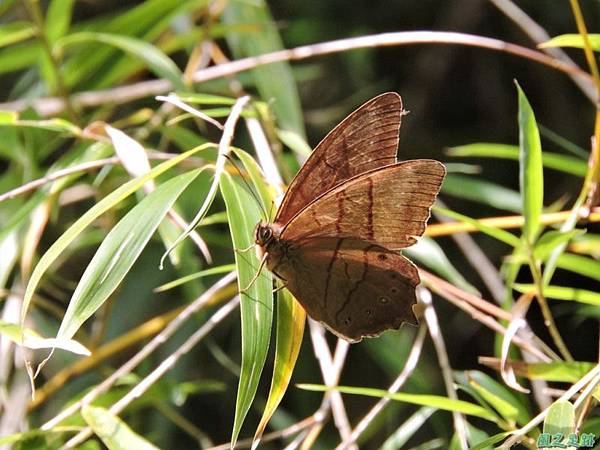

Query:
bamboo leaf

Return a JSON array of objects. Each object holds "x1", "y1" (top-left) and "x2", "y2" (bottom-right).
[
  {"x1": 298, "y1": 384, "x2": 498, "y2": 421},
  {"x1": 82, "y1": 406, "x2": 161, "y2": 450},
  {"x1": 514, "y1": 284, "x2": 600, "y2": 306},
  {"x1": 540, "y1": 34, "x2": 600, "y2": 52},
  {"x1": 253, "y1": 289, "x2": 304, "y2": 448},
  {"x1": 57, "y1": 169, "x2": 202, "y2": 340},
  {"x1": 223, "y1": 0, "x2": 305, "y2": 138},
  {"x1": 516, "y1": 82, "x2": 544, "y2": 245},
  {"x1": 448, "y1": 143, "x2": 586, "y2": 177},
  {"x1": 220, "y1": 172, "x2": 273, "y2": 448},
  {"x1": 20, "y1": 144, "x2": 212, "y2": 331},
  {"x1": 59, "y1": 31, "x2": 185, "y2": 90}
]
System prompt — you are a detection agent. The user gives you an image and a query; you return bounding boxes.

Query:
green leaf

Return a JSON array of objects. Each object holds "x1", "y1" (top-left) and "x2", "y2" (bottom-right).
[
  {"x1": 253, "y1": 289, "x2": 305, "y2": 447},
  {"x1": 0, "y1": 427, "x2": 81, "y2": 446},
  {"x1": 540, "y1": 34, "x2": 600, "y2": 52},
  {"x1": 46, "y1": 0, "x2": 75, "y2": 43},
  {"x1": 57, "y1": 169, "x2": 201, "y2": 340},
  {"x1": 277, "y1": 129, "x2": 312, "y2": 159},
  {"x1": 0, "y1": 320, "x2": 89, "y2": 355},
  {"x1": 433, "y1": 206, "x2": 521, "y2": 247},
  {"x1": 82, "y1": 405, "x2": 161, "y2": 450},
  {"x1": 543, "y1": 400, "x2": 575, "y2": 437},
  {"x1": 20, "y1": 144, "x2": 212, "y2": 331},
  {"x1": 297, "y1": 384, "x2": 498, "y2": 422},
  {"x1": 442, "y1": 174, "x2": 522, "y2": 212},
  {"x1": 468, "y1": 431, "x2": 512, "y2": 450},
  {"x1": 380, "y1": 407, "x2": 437, "y2": 450},
  {"x1": 231, "y1": 147, "x2": 275, "y2": 219},
  {"x1": 556, "y1": 253, "x2": 600, "y2": 282},
  {"x1": 461, "y1": 371, "x2": 524, "y2": 424},
  {"x1": 447, "y1": 143, "x2": 586, "y2": 177},
  {"x1": 516, "y1": 82, "x2": 544, "y2": 245},
  {"x1": 533, "y1": 230, "x2": 585, "y2": 261},
  {"x1": 223, "y1": 0, "x2": 305, "y2": 138},
  {"x1": 0, "y1": 112, "x2": 80, "y2": 135},
  {"x1": 154, "y1": 264, "x2": 237, "y2": 293},
  {"x1": 0, "y1": 22, "x2": 36, "y2": 48},
  {"x1": 514, "y1": 284, "x2": 600, "y2": 306},
  {"x1": 58, "y1": 32, "x2": 185, "y2": 90},
  {"x1": 220, "y1": 172, "x2": 273, "y2": 448}
]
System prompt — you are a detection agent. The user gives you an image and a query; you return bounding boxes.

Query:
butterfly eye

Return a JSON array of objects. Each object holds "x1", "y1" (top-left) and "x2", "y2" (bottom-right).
[{"x1": 260, "y1": 227, "x2": 273, "y2": 242}]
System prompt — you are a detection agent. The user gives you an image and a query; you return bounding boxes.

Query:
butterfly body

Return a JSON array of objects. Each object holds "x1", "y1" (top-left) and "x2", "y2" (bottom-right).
[{"x1": 253, "y1": 93, "x2": 445, "y2": 342}]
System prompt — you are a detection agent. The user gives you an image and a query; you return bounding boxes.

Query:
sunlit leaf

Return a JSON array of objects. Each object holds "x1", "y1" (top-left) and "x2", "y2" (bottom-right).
[
  {"x1": 253, "y1": 289, "x2": 305, "y2": 448},
  {"x1": 57, "y1": 169, "x2": 202, "y2": 340},
  {"x1": 540, "y1": 34, "x2": 600, "y2": 52},
  {"x1": 514, "y1": 284, "x2": 600, "y2": 306},
  {"x1": 220, "y1": 172, "x2": 273, "y2": 448},
  {"x1": 21, "y1": 144, "x2": 212, "y2": 331}
]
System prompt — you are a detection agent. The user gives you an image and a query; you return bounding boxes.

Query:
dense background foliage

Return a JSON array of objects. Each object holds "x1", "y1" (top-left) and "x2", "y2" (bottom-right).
[{"x1": 0, "y1": 1, "x2": 599, "y2": 449}]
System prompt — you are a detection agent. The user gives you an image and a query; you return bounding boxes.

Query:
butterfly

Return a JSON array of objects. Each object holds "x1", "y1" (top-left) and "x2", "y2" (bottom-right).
[{"x1": 254, "y1": 93, "x2": 445, "y2": 342}]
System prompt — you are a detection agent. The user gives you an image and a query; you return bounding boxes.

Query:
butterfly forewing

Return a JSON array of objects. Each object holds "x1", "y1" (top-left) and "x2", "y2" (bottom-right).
[
  {"x1": 280, "y1": 160, "x2": 445, "y2": 250},
  {"x1": 268, "y1": 237, "x2": 418, "y2": 342},
  {"x1": 276, "y1": 93, "x2": 403, "y2": 224}
]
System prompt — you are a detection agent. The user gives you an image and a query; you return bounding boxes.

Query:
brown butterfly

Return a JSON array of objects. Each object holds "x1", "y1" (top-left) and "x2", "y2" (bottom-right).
[{"x1": 254, "y1": 93, "x2": 445, "y2": 342}]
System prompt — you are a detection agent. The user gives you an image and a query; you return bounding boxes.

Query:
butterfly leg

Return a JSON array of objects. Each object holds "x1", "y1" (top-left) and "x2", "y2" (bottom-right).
[
  {"x1": 272, "y1": 282, "x2": 287, "y2": 294},
  {"x1": 239, "y1": 252, "x2": 268, "y2": 294},
  {"x1": 235, "y1": 243, "x2": 256, "y2": 254}
]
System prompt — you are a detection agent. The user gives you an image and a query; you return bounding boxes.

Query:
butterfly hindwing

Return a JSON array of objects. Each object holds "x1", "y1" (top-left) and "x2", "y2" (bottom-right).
[
  {"x1": 268, "y1": 237, "x2": 419, "y2": 342},
  {"x1": 276, "y1": 93, "x2": 403, "y2": 224},
  {"x1": 281, "y1": 159, "x2": 445, "y2": 250}
]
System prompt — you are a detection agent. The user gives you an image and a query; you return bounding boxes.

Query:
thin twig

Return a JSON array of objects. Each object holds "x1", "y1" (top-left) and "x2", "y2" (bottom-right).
[
  {"x1": 1, "y1": 31, "x2": 593, "y2": 116},
  {"x1": 335, "y1": 325, "x2": 428, "y2": 450},
  {"x1": 307, "y1": 321, "x2": 356, "y2": 450},
  {"x1": 489, "y1": 0, "x2": 595, "y2": 101},
  {"x1": 420, "y1": 288, "x2": 468, "y2": 450},
  {"x1": 420, "y1": 269, "x2": 554, "y2": 362},
  {"x1": 426, "y1": 207, "x2": 600, "y2": 237},
  {"x1": 206, "y1": 414, "x2": 323, "y2": 450},
  {"x1": 158, "y1": 95, "x2": 249, "y2": 269},
  {"x1": 41, "y1": 271, "x2": 236, "y2": 431},
  {"x1": 61, "y1": 295, "x2": 241, "y2": 449}
]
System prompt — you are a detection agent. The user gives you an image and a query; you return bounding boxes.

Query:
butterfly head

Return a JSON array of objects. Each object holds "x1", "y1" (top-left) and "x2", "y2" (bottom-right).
[{"x1": 254, "y1": 222, "x2": 275, "y2": 246}]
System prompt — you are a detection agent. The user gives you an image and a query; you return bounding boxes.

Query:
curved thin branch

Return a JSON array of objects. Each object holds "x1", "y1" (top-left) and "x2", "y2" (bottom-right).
[{"x1": 0, "y1": 31, "x2": 594, "y2": 116}]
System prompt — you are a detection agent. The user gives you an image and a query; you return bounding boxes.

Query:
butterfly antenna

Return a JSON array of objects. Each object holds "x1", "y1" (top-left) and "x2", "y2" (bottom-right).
[{"x1": 223, "y1": 154, "x2": 269, "y2": 221}]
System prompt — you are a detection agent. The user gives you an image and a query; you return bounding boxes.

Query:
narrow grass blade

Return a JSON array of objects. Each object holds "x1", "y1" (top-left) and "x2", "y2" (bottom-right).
[
  {"x1": 514, "y1": 284, "x2": 600, "y2": 306},
  {"x1": 297, "y1": 384, "x2": 498, "y2": 422},
  {"x1": 533, "y1": 230, "x2": 585, "y2": 262},
  {"x1": 516, "y1": 82, "x2": 544, "y2": 245},
  {"x1": 448, "y1": 143, "x2": 586, "y2": 177},
  {"x1": 220, "y1": 172, "x2": 273, "y2": 448},
  {"x1": 540, "y1": 34, "x2": 600, "y2": 51},
  {"x1": 253, "y1": 290, "x2": 305, "y2": 449}
]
